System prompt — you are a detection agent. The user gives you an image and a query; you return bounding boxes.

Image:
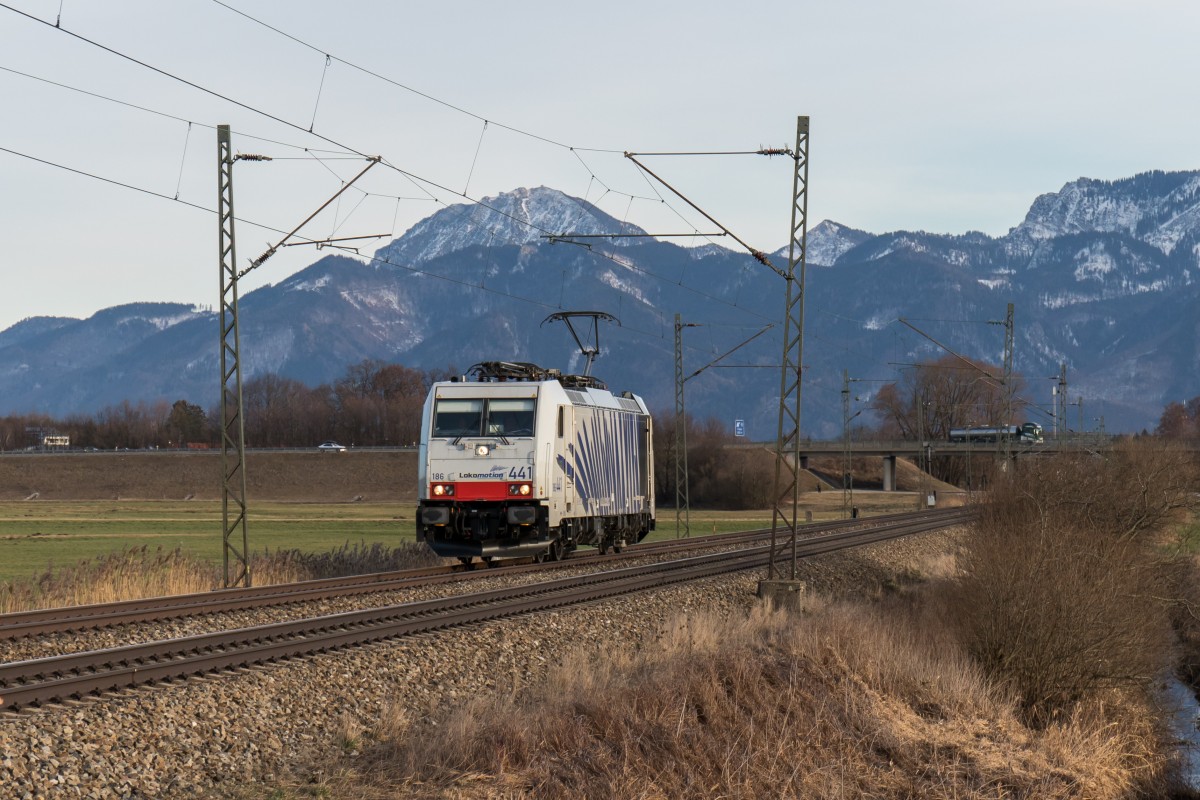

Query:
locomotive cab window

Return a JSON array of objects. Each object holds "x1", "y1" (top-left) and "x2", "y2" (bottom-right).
[
  {"x1": 486, "y1": 398, "x2": 536, "y2": 436},
  {"x1": 432, "y1": 397, "x2": 535, "y2": 438},
  {"x1": 433, "y1": 399, "x2": 484, "y2": 437}
]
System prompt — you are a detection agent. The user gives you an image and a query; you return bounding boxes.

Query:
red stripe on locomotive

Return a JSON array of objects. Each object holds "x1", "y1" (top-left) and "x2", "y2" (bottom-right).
[{"x1": 435, "y1": 481, "x2": 512, "y2": 501}]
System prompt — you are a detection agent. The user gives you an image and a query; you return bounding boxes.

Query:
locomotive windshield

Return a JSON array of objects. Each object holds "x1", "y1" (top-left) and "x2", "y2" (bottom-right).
[
  {"x1": 433, "y1": 399, "x2": 484, "y2": 437},
  {"x1": 433, "y1": 397, "x2": 536, "y2": 438}
]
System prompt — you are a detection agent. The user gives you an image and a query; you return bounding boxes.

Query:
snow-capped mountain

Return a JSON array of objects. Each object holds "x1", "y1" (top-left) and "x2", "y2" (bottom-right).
[
  {"x1": 1009, "y1": 171, "x2": 1200, "y2": 253},
  {"x1": 1, "y1": 172, "x2": 1198, "y2": 436},
  {"x1": 374, "y1": 186, "x2": 648, "y2": 267},
  {"x1": 795, "y1": 220, "x2": 873, "y2": 267}
]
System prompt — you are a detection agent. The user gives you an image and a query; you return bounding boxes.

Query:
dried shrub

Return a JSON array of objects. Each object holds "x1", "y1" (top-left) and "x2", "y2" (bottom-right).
[
  {"x1": 1166, "y1": 545, "x2": 1200, "y2": 689},
  {"x1": 955, "y1": 522, "x2": 1174, "y2": 726},
  {"x1": 954, "y1": 441, "x2": 1199, "y2": 727},
  {"x1": 976, "y1": 439, "x2": 1199, "y2": 541}
]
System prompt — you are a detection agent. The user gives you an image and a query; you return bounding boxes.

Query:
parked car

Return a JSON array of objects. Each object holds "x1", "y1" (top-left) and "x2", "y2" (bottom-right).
[{"x1": 317, "y1": 441, "x2": 347, "y2": 452}]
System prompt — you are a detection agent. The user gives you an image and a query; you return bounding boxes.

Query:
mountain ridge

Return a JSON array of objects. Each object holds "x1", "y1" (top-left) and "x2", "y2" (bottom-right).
[{"x1": 3, "y1": 170, "x2": 1198, "y2": 436}]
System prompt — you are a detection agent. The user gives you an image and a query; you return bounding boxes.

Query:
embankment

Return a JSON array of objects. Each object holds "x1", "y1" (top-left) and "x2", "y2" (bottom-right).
[{"x1": 0, "y1": 450, "x2": 418, "y2": 502}]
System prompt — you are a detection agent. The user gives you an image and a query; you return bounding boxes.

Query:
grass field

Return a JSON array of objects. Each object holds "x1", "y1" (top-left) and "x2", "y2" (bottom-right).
[
  {"x1": 0, "y1": 490, "x2": 930, "y2": 584},
  {"x1": 0, "y1": 500, "x2": 419, "y2": 584},
  {"x1": 0, "y1": 450, "x2": 946, "y2": 585}
]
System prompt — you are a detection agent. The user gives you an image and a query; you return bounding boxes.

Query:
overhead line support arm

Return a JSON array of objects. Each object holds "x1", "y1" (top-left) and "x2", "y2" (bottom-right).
[
  {"x1": 897, "y1": 317, "x2": 1004, "y2": 389},
  {"x1": 238, "y1": 155, "x2": 382, "y2": 278},
  {"x1": 685, "y1": 323, "x2": 774, "y2": 382},
  {"x1": 623, "y1": 152, "x2": 787, "y2": 279}
]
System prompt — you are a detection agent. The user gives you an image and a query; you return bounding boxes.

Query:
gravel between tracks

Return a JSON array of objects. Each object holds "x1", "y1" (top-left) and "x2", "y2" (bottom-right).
[{"x1": 0, "y1": 529, "x2": 963, "y2": 799}]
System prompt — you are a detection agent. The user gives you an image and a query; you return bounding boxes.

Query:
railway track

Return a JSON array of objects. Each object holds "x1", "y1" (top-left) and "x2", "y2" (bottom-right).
[
  {"x1": 0, "y1": 508, "x2": 972, "y2": 712},
  {"x1": 0, "y1": 508, "x2": 964, "y2": 640}
]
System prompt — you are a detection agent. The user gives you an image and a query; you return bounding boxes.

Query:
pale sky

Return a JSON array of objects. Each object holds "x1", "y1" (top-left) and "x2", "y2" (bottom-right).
[{"x1": 1, "y1": 0, "x2": 1197, "y2": 331}]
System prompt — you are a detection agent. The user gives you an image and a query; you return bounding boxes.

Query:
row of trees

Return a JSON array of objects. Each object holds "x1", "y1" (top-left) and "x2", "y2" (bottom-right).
[
  {"x1": 651, "y1": 415, "x2": 775, "y2": 510},
  {"x1": 0, "y1": 360, "x2": 455, "y2": 452}
]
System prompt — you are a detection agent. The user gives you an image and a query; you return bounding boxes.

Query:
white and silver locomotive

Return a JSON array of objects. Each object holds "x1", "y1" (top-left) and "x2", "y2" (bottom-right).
[{"x1": 417, "y1": 361, "x2": 655, "y2": 564}]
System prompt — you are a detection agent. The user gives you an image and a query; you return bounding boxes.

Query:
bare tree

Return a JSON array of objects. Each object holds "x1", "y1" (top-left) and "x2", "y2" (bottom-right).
[
  {"x1": 93, "y1": 400, "x2": 167, "y2": 449},
  {"x1": 332, "y1": 360, "x2": 434, "y2": 446},
  {"x1": 872, "y1": 355, "x2": 1029, "y2": 484},
  {"x1": 244, "y1": 373, "x2": 325, "y2": 447}
]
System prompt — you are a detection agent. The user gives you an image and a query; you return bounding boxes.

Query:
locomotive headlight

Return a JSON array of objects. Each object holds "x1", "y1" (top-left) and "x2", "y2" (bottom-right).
[
  {"x1": 432, "y1": 483, "x2": 455, "y2": 497},
  {"x1": 508, "y1": 482, "x2": 532, "y2": 496},
  {"x1": 475, "y1": 445, "x2": 490, "y2": 456}
]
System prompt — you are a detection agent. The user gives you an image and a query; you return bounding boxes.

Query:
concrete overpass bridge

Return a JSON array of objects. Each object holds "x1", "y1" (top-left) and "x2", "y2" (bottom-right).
[{"x1": 729, "y1": 435, "x2": 1122, "y2": 492}]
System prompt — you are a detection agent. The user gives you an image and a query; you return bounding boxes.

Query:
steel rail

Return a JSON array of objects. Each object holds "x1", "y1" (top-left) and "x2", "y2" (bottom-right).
[
  {"x1": 0, "y1": 510, "x2": 972, "y2": 712},
  {"x1": 0, "y1": 509, "x2": 970, "y2": 640}
]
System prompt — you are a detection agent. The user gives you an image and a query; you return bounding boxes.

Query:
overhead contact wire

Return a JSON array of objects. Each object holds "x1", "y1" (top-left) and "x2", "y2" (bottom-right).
[
  {"x1": 0, "y1": 142, "x2": 319, "y2": 244},
  {"x1": 3, "y1": 4, "x2": 771, "y2": 327},
  {"x1": 0, "y1": 63, "x2": 369, "y2": 160},
  {"x1": 0, "y1": 3, "x2": 364, "y2": 156},
  {"x1": 208, "y1": 0, "x2": 622, "y2": 155},
  {"x1": 206, "y1": 0, "x2": 718, "y2": 242}
]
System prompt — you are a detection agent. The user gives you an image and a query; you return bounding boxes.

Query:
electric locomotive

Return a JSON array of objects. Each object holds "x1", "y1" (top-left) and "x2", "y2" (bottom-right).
[{"x1": 416, "y1": 361, "x2": 655, "y2": 564}]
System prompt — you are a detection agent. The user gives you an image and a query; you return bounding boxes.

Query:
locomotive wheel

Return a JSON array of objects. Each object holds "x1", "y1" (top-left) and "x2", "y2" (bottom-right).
[
  {"x1": 597, "y1": 542, "x2": 609, "y2": 555},
  {"x1": 483, "y1": 556, "x2": 499, "y2": 568},
  {"x1": 457, "y1": 556, "x2": 474, "y2": 567},
  {"x1": 548, "y1": 538, "x2": 565, "y2": 562}
]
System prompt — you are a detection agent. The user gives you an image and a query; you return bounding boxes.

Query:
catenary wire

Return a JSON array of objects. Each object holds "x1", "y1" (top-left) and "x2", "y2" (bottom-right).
[
  {"x1": 207, "y1": 0, "x2": 623, "y2": 155},
  {"x1": 3, "y1": 5, "x2": 777, "y2": 316},
  {"x1": 0, "y1": 63, "x2": 359, "y2": 157},
  {"x1": 2, "y1": 4, "x2": 779, "y2": 327},
  {"x1": 1, "y1": 139, "x2": 780, "y2": 351},
  {"x1": 202, "y1": 1, "x2": 750, "y2": 259}
]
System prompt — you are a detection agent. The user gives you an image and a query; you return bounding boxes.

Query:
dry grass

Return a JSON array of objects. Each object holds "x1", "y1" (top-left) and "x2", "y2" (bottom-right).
[
  {"x1": 0, "y1": 540, "x2": 440, "y2": 614},
  {"x1": 316, "y1": 595, "x2": 1182, "y2": 800},
  {"x1": 0, "y1": 546, "x2": 219, "y2": 612}
]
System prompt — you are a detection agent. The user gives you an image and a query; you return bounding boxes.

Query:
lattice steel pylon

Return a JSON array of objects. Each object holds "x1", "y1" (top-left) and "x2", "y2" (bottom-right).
[
  {"x1": 217, "y1": 125, "x2": 250, "y2": 588},
  {"x1": 767, "y1": 116, "x2": 810, "y2": 581},
  {"x1": 673, "y1": 314, "x2": 694, "y2": 538},
  {"x1": 1000, "y1": 302, "x2": 1014, "y2": 463},
  {"x1": 841, "y1": 368, "x2": 852, "y2": 519}
]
